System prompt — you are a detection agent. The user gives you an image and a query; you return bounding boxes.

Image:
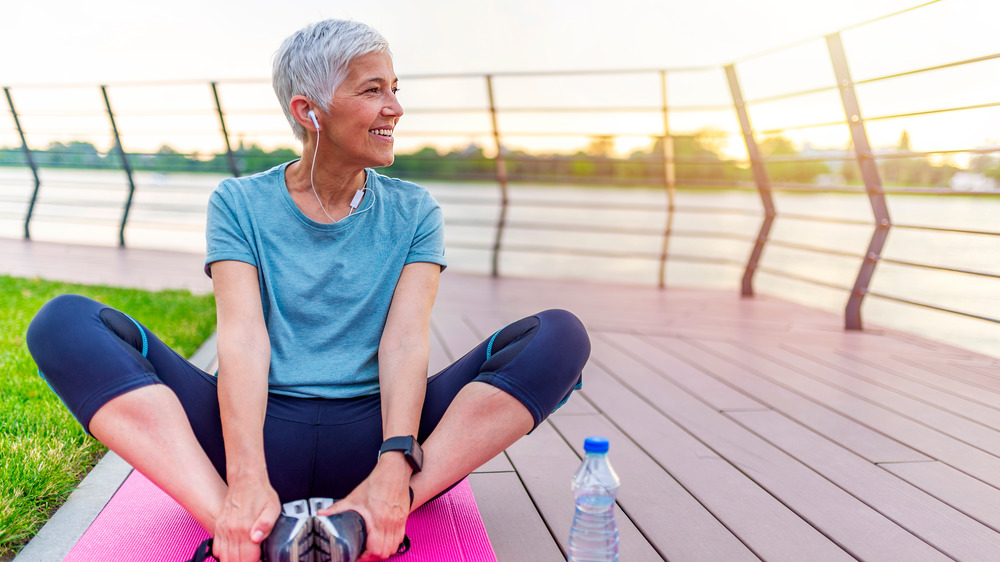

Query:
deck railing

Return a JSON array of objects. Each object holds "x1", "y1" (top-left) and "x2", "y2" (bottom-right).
[{"x1": 2, "y1": 0, "x2": 998, "y2": 341}]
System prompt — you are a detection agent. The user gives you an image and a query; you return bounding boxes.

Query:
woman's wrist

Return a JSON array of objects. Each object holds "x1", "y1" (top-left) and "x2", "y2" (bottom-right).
[
  {"x1": 226, "y1": 459, "x2": 270, "y2": 485},
  {"x1": 372, "y1": 451, "x2": 414, "y2": 506},
  {"x1": 375, "y1": 449, "x2": 415, "y2": 477}
]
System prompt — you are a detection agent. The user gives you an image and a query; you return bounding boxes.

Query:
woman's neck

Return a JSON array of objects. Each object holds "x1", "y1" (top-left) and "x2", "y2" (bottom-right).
[{"x1": 286, "y1": 156, "x2": 367, "y2": 223}]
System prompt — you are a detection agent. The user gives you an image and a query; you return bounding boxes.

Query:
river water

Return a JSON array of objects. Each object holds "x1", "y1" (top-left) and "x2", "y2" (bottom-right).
[{"x1": 1, "y1": 167, "x2": 997, "y2": 359}]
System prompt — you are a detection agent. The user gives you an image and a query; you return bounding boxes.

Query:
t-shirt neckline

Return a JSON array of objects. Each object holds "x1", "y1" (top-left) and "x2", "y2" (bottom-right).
[{"x1": 279, "y1": 161, "x2": 375, "y2": 230}]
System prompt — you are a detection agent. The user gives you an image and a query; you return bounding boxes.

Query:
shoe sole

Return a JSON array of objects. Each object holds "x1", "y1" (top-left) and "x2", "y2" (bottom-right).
[
  {"x1": 263, "y1": 499, "x2": 314, "y2": 562},
  {"x1": 310, "y1": 498, "x2": 366, "y2": 562},
  {"x1": 262, "y1": 498, "x2": 367, "y2": 562}
]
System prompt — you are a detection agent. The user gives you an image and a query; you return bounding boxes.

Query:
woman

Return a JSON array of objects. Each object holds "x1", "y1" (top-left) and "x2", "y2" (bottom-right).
[{"x1": 27, "y1": 19, "x2": 589, "y2": 562}]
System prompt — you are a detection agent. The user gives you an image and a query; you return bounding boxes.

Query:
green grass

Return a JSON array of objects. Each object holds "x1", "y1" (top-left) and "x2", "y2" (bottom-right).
[{"x1": 0, "y1": 276, "x2": 216, "y2": 559}]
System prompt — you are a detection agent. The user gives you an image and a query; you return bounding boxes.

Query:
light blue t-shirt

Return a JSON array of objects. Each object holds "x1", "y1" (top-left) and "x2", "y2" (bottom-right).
[{"x1": 204, "y1": 162, "x2": 447, "y2": 399}]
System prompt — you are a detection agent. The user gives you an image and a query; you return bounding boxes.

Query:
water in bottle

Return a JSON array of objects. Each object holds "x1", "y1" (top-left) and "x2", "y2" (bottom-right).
[{"x1": 568, "y1": 436, "x2": 620, "y2": 562}]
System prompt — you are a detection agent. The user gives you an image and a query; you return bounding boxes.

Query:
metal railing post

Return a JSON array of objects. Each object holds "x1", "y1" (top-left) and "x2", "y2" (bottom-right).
[
  {"x1": 827, "y1": 32, "x2": 892, "y2": 331},
  {"x1": 657, "y1": 70, "x2": 676, "y2": 289},
  {"x1": 4, "y1": 87, "x2": 41, "y2": 239},
  {"x1": 485, "y1": 75, "x2": 510, "y2": 277},
  {"x1": 725, "y1": 64, "x2": 776, "y2": 297},
  {"x1": 100, "y1": 85, "x2": 137, "y2": 247},
  {"x1": 211, "y1": 81, "x2": 241, "y2": 177}
]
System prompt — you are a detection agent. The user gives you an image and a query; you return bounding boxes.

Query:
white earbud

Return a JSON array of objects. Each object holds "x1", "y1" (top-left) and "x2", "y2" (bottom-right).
[{"x1": 308, "y1": 110, "x2": 320, "y2": 131}]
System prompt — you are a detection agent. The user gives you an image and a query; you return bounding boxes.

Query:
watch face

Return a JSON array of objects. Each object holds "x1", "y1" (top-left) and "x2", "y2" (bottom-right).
[
  {"x1": 381, "y1": 436, "x2": 422, "y2": 472},
  {"x1": 409, "y1": 438, "x2": 423, "y2": 469}
]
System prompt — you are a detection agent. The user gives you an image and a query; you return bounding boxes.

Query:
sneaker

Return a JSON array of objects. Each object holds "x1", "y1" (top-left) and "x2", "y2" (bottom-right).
[
  {"x1": 309, "y1": 498, "x2": 367, "y2": 562},
  {"x1": 262, "y1": 499, "x2": 314, "y2": 562}
]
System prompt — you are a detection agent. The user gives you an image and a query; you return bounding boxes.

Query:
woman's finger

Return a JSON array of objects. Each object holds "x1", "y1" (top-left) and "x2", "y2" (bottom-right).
[{"x1": 251, "y1": 499, "x2": 282, "y2": 543}]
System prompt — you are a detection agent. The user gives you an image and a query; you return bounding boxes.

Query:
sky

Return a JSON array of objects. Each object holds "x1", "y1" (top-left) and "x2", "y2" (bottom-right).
[
  {"x1": 0, "y1": 0, "x2": 946, "y2": 84},
  {"x1": 2, "y1": 0, "x2": 998, "y2": 159}
]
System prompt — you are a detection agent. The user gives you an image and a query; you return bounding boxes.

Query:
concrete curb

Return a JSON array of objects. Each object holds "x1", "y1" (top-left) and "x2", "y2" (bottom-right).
[{"x1": 13, "y1": 332, "x2": 218, "y2": 561}]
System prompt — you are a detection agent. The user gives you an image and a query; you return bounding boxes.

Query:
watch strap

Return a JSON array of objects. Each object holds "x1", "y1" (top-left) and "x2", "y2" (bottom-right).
[{"x1": 378, "y1": 435, "x2": 423, "y2": 472}]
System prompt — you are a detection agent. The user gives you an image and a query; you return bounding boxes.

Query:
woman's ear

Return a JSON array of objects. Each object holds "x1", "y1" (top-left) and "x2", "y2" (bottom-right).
[{"x1": 289, "y1": 95, "x2": 316, "y2": 132}]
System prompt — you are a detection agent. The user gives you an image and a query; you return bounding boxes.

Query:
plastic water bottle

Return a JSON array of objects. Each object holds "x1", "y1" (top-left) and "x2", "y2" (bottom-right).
[{"x1": 568, "y1": 436, "x2": 620, "y2": 562}]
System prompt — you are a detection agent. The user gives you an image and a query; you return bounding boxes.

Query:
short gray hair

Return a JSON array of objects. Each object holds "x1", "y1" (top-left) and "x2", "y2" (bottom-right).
[{"x1": 272, "y1": 20, "x2": 391, "y2": 141}]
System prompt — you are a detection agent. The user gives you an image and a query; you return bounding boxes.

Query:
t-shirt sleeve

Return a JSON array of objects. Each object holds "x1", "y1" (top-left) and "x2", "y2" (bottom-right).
[
  {"x1": 405, "y1": 193, "x2": 448, "y2": 270},
  {"x1": 204, "y1": 182, "x2": 258, "y2": 278}
]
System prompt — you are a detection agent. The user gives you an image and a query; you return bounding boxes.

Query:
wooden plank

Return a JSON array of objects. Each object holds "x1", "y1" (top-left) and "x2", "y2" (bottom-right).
[
  {"x1": 473, "y1": 452, "x2": 515, "y2": 474},
  {"x1": 869, "y1": 348, "x2": 992, "y2": 364},
  {"x1": 427, "y1": 316, "x2": 452, "y2": 375},
  {"x1": 587, "y1": 340, "x2": 950, "y2": 561},
  {"x1": 430, "y1": 308, "x2": 486, "y2": 361},
  {"x1": 434, "y1": 273, "x2": 742, "y2": 335},
  {"x1": 762, "y1": 345, "x2": 1000, "y2": 457},
  {"x1": 963, "y1": 363, "x2": 1000, "y2": 378},
  {"x1": 729, "y1": 410, "x2": 1000, "y2": 560},
  {"x1": 504, "y1": 420, "x2": 663, "y2": 561},
  {"x1": 622, "y1": 335, "x2": 928, "y2": 464},
  {"x1": 656, "y1": 337, "x2": 1000, "y2": 488},
  {"x1": 467, "y1": 471, "x2": 564, "y2": 562},
  {"x1": 593, "y1": 332, "x2": 766, "y2": 412},
  {"x1": 549, "y1": 414, "x2": 758, "y2": 561},
  {"x1": 732, "y1": 327, "x2": 954, "y2": 355},
  {"x1": 881, "y1": 460, "x2": 1000, "y2": 531},
  {"x1": 796, "y1": 347, "x2": 1000, "y2": 437},
  {"x1": 550, "y1": 391, "x2": 599, "y2": 417},
  {"x1": 577, "y1": 361, "x2": 852, "y2": 561},
  {"x1": 840, "y1": 349, "x2": 1000, "y2": 410},
  {"x1": 657, "y1": 340, "x2": 1000, "y2": 476},
  {"x1": 0, "y1": 238, "x2": 213, "y2": 294}
]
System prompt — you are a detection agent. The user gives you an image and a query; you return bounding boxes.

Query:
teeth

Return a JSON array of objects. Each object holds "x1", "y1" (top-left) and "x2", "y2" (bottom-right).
[{"x1": 371, "y1": 129, "x2": 393, "y2": 137}]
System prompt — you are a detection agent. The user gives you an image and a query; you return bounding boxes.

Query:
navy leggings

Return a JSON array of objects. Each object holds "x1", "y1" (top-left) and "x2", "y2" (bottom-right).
[{"x1": 26, "y1": 294, "x2": 590, "y2": 502}]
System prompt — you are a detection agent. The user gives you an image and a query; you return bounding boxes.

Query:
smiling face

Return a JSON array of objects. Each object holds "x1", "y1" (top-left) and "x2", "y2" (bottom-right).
[{"x1": 318, "y1": 51, "x2": 402, "y2": 171}]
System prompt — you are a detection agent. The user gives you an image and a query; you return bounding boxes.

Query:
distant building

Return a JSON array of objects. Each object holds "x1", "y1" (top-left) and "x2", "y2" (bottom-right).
[
  {"x1": 813, "y1": 173, "x2": 848, "y2": 187},
  {"x1": 950, "y1": 172, "x2": 997, "y2": 191},
  {"x1": 800, "y1": 143, "x2": 851, "y2": 173}
]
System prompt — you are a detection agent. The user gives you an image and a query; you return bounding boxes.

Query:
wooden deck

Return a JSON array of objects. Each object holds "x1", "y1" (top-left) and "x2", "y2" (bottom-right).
[
  {"x1": 6, "y1": 239, "x2": 1000, "y2": 561},
  {"x1": 434, "y1": 274, "x2": 1000, "y2": 562}
]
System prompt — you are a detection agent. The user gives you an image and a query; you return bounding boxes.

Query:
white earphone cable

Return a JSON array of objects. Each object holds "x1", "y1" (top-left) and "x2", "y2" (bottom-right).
[
  {"x1": 309, "y1": 132, "x2": 337, "y2": 223},
  {"x1": 309, "y1": 115, "x2": 365, "y2": 223}
]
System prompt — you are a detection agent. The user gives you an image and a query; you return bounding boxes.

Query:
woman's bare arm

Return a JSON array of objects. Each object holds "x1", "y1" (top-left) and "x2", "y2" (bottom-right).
[
  {"x1": 378, "y1": 261, "x2": 439, "y2": 443},
  {"x1": 211, "y1": 259, "x2": 281, "y2": 562}
]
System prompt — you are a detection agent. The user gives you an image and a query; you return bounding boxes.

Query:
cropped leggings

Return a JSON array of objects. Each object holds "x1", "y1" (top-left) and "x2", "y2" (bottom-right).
[{"x1": 26, "y1": 294, "x2": 590, "y2": 502}]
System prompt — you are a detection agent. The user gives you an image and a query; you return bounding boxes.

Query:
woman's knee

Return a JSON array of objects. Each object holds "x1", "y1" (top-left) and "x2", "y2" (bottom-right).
[
  {"x1": 27, "y1": 294, "x2": 162, "y2": 434},
  {"x1": 536, "y1": 309, "x2": 591, "y2": 364},
  {"x1": 29, "y1": 294, "x2": 147, "y2": 360},
  {"x1": 27, "y1": 294, "x2": 97, "y2": 359}
]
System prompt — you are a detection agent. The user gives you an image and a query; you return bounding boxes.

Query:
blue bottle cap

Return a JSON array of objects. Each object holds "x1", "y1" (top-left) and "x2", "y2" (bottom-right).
[{"x1": 583, "y1": 436, "x2": 609, "y2": 453}]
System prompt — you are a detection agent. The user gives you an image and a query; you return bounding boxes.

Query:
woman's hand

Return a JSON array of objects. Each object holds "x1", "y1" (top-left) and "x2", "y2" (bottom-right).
[
  {"x1": 320, "y1": 452, "x2": 413, "y2": 561},
  {"x1": 212, "y1": 474, "x2": 282, "y2": 562}
]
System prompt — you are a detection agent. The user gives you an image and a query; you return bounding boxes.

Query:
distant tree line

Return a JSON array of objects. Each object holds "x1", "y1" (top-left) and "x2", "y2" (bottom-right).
[
  {"x1": 0, "y1": 130, "x2": 990, "y2": 188},
  {"x1": 385, "y1": 133, "x2": 756, "y2": 186},
  {"x1": 0, "y1": 141, "x2": 300, "y2": 175},
  {"x1": 856, "y1": 131, "x2": 998, "y2": 188}
]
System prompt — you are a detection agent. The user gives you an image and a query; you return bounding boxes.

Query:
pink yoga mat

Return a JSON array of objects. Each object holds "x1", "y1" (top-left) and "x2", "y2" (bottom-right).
[{"x1": 63, "y1": 471, "x2": 497, "y2": 561}]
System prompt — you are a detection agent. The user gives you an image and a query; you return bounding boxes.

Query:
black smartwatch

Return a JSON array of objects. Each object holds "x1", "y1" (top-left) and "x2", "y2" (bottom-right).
[{"x1": 378, "y1": 435, "x2": 423, "y2": 473}]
